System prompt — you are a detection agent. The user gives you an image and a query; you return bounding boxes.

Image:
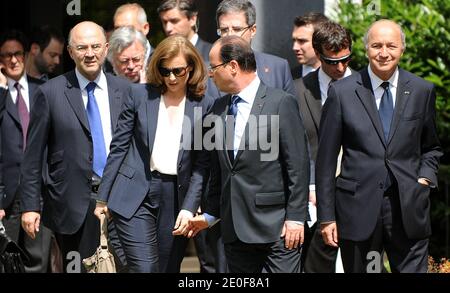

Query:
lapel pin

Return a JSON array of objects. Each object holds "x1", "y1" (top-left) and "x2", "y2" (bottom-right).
[
  {"x1": 404, "y1": 91, "x2": 410, "y2": 95},
  {"x1": 264, "y1": 67, "x2": 269, "y2": 73}
]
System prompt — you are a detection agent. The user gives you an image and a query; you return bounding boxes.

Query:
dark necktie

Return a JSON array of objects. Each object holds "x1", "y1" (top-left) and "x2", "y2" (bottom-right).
[
  {"x1": 378, "y1": 81, "x2": 394, "y2": 141},
  {"x1": 14, "y1": 82, "x2": 29, "y2": 151},
  {"x1": 378, "y1": 82, "x2": 394, "y2": 190},
  {"x1": 86, "y1": 82, "x2": 107, "y2": 177},
  {"x1": 227, "y1": 95, "x2": 242, "y2": 163}
]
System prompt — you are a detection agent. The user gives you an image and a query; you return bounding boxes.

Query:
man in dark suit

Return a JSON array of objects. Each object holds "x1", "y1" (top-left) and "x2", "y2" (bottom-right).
[
  {"x1": 158, "y1": 0, "x2": 212, "y2": 63},
  {"x1": 291, "y1": 12, "x2": 328, "y2": 80},
  {"x1": 0, "y1": 29, "x2": 52, "y2": 273},
  {"x1": 186, "y1": 35, "x2": 310, "y2": 273},
  {"x1": 157, "y1": 0, "x2": 218, "y2": 273},
  {"x1": 19, "y1": 21, "x2": 130, "y2": 272},
  {"x1": 294, "y1": 21, "x2": 353, "y2": 272},
  {"x1": 215, "y1": 0, "x2": 296, "y2": 98},
  {"x1": 316, "y1": 19, "x2": 442, "y2": 273}
]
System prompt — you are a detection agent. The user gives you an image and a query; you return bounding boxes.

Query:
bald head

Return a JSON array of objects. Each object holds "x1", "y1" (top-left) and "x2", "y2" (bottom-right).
[
  {"x1": 68, "y1": 21, "x2": 106, "y2": 47},
  {"x1": 67, "y1": 21, "x2": 108, "y2": 81},
  {"x1": 114, "y1": 3, "x2": 150, "y2": 36},
  {"x1": 364, "y1": 19, "x2": 405, "y2": 50},
  {"x1": 364, "y1": 19, "x2": 405, "y2": 80}
]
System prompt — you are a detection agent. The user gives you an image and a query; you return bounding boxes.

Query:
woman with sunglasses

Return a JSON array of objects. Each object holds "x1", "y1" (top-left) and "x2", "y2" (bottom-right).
[{"x1": 93, "y1": 35, "x2": 213, "y2": 273}]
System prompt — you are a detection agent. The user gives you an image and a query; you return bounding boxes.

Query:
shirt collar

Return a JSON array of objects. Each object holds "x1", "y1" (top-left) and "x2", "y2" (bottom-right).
[
  {"x1": 235, "y1": 75, "x2": 260, "y2": 105},
  {"x1": 318, "y1": 66, "x2": 352, "y2": 85},
  {"x1": 75, "y1": 68, "x2": 107, "y2": 91},
  {"x1": 368, "y1": 65, "x2": 399, "y2": 91},
  {"x1": 190, "y1": 33, "x2": 199, "y2": 47},
  {"x1": 302, "y1": 64, "x2": 317, "y2": 77},
  {"x1": 7, "y1": 74, "x2": 28, "y2": 91}
]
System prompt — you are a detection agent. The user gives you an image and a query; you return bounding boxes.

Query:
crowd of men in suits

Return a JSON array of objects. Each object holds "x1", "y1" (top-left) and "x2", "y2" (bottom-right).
[{"x1": 0, "y1": 0, "x2": 442, "y2": 273}]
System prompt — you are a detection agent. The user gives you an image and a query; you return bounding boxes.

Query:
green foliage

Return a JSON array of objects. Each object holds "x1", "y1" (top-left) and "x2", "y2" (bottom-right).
[{"x1": 334, "y1": 0, "x2": 450, "y2": 159}]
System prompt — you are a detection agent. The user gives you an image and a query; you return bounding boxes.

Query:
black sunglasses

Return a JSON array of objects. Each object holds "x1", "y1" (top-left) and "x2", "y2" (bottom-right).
[
  {"x1": 158, "y1": 66, "x2": 189, "y2": 77},
  {"x1": 320, "y1": 53, "x2": 352, "y2": 65}
]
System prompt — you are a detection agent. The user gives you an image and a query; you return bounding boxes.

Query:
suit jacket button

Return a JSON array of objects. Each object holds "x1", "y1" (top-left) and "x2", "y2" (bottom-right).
[
  {"x1": 178, "y1": 185, "x2": 182, "y2": 190},
  {"x1": 379, "y1": 182, "x2": 384, "y2": 189},
  {"x1": 178, "y1": 164, "x2": 182, "y2": 169},
  {"x1": 88, "y1": 155, "x2": 93, "y2": 162}
]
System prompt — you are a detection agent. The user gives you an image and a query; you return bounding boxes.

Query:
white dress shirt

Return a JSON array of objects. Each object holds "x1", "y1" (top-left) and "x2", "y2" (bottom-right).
[
  {"x1": 75, "y1": 69, "x2": 113, "y2": 156},
  {"x1": 318, "y1": 67, "x2": 352, "y2": 106},
  {"x1": 7, "y1": 74, "x2": 30, "y2": 111},
  {"x1": 368, "y1": 65, "x2": 399, "y2": 109},
  {"x1": 150, "y1": 96, "x2": 186, "y2": 175},
  {"x1": 190, "y1": 33, "x2": 199, "y2": 47},
  {"x1": 230, "y1": 75, "x2": 260, "y2": 157}
]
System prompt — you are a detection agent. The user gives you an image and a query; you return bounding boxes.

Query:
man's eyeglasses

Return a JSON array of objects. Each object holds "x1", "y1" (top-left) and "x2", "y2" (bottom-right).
[
  {"x1": 117, "y1": 55, "x2": 143, "y2": 66},
  {"x1": 320, "y1": 53, "x2": 352, "y2": 65},
  {"x1": 158, "y1": 66, "x2": 189, "y2": 77},
  {"x1": 0, "y1": 51, "x2": 25, "y2": 61},
  {"x1": 208, "y1": 62, "x2": 229, "y2": 73},
  {"x1": 217, "y1": 25, "x2": 253, "y2": 37},
  {"x1": 72, "y1": 44, "x2": 104, "y2": 55}
]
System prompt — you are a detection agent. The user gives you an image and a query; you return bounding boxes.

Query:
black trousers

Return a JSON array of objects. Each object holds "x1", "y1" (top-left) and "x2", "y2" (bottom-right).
[
  {"x1": 225, "y1": 238, "x2": 301, "y2": 273},
  {"x1": 303, "y1": 223, "x2": 338, "y2": 273},
  {"x1": 112, "y1": 173, "x2": 187, "y2": 273},
  {"x1": 339, "y1": 188, "x2": 429, "y2": 273}
]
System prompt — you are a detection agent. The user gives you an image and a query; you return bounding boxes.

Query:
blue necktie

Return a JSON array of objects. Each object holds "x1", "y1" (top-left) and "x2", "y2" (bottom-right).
[
  {"x1": 378, "y1": 81, "x2": 394, "y2": 141},
  {"x1": 86, "y1": 82, "x2": 107, "y2": 177},
  {"x1": 227, "y1": 95, "x2": 242, "y2": 162}
]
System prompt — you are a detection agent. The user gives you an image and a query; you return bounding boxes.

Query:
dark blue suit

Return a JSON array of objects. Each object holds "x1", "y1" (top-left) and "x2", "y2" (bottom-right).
[
  {"x1": 0, "y1": 76, "x2": 52, "y2": 273},
  {"x1": 254, "y1": 51, "x2": 296, "y2": 98},
  {"x1": 97, "y1": 84, "x2": 213, "y2": 272},
  {"x1": 19, "y1": 71, "x2": 130, "y2": 271}
]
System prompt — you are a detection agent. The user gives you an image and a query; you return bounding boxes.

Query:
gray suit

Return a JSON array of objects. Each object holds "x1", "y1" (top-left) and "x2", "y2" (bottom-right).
[{"x1": 206, "y1": 83, "x2": 309, "y2": 272}]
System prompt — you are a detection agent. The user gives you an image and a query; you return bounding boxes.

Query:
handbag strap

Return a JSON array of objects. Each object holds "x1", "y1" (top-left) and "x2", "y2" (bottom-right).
[{"x1": 99, "y1": 214, "x2": 108, "y2": 249}]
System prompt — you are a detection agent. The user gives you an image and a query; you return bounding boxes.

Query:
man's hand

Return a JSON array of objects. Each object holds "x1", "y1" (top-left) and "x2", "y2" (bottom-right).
[
  {"x1": 21, "y1": 211, "x2": 41, "y2": 239},
  {"x1": 320, "y1": 222, "x2": 339, "y2": 247},
  {"x1": 185, "y1": 214, "x2": 209, "y2": 238},
  {"x1": 94, "y1": 202, "x2": 110, "y2": 220},
  {"x1": 0, "y1": 209, "x2": 5, "y2": 221},
  {"x1": 309, "y1": 190, "x2": 316, "y2": 206},
  {"x1": 172, "y1": 210, "x2": 193, "y2": 236},
  {"x1": 281, "y1": 221, "x2": 304, "y2": 250},
  {"x1": 0, "y1": 64, "x2": 7, "y2": 87},
  {"x1": 418, "y1": 178, "x2": 430, "y2": 186}
]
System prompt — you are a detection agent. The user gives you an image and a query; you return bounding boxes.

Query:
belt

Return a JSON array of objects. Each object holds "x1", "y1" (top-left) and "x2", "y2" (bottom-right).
[{"x1": 151, "y1": 170, "x2": 177, "y2": 181}]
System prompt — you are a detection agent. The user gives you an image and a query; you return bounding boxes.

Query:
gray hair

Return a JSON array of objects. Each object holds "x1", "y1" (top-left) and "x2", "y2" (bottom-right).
[
  {"x1": 216, "y1": 0, "x2": 256, "y2": 27},
  {"x1": 107, "y1": 26, "x2": 148, "y2": 63},
  {"x1": 114, "y1": 3, "x2": 148, "y2": 26},
  {"x1": 363, "y1": 19, "x2": 406, "y2": 51}
]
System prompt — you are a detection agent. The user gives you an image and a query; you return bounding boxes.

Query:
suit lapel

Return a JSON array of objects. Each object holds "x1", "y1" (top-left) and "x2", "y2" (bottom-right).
[
  {"x1": 221, "y1": 94, "x2": 233, "y2": 168},
  {"x1": 233, "y1": 84, "x2": 266, "y2": 165},
  {"x1": 64, "y1": 71, "x2": 90, "y2": 132},
  {"x1": 5, "y1": 91, "x2": 21, "y2": 126},
  {"x1": 177, "y1": 97, "x2": 195, "y2": 168},
  {"x1": 355, "y1": 68, "x2": 386, "y2": 147},
  {"x1": 147, "y1": 94, "x2": 160, "y2": 154},
  {"x1": 387, "y1": 69, "x2": 410, "y2": 145},
  {"x1": 105, "y1": 75, "x2": 124, "y2": 133},
  {"x1": 303, "y1": 71, "x2": 322, "y2": 131}
]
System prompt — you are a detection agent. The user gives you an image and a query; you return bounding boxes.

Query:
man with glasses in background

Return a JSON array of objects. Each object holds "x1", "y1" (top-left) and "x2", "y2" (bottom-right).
[
  {"x1": 294, "y1": 20, "x2": 354, "y2": 272},
  {"x1": 20, "y1": 21, "x2": 129, "y2": 272},
  {"x1": 0, "y1": 29, "x2": 52, "y2": 273},
  {"x1": 215, "y1": 0, "x2": 296, "y2": 98},
  {"x1": 107, "y1": 26, "x2": 147, "y2": 83}
]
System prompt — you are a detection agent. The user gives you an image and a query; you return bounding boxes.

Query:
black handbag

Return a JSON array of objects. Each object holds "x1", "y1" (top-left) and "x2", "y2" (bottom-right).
[{"x1": 0, "y1": 221, "x2": 26, "y2": 273}]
